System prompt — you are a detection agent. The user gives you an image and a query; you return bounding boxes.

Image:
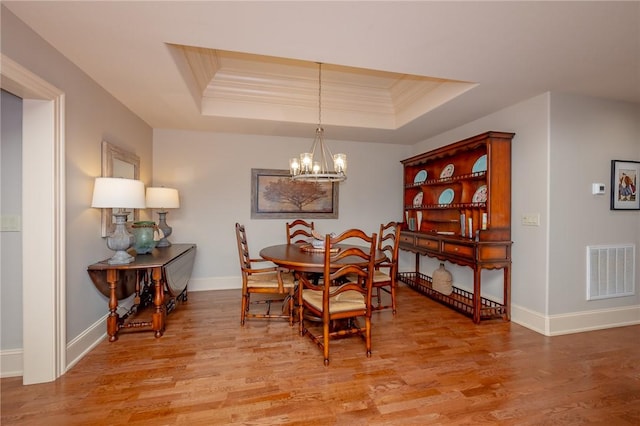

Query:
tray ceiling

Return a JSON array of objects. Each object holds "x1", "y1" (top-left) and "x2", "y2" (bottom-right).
[{"x1": 171, "y1": 45, "x2": 476, "y2": 130}]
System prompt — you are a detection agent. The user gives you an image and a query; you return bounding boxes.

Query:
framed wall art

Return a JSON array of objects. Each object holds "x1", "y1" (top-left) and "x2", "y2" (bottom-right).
[
  {"x1": 251, "y1": 168, "x2": 339, "y2": 219},
  {"x1": 101, "y1": 140, "x2": 141, "y2": 236},
  {"x1": 610, "y1": 160, "x2": 639, "y2": 210}
]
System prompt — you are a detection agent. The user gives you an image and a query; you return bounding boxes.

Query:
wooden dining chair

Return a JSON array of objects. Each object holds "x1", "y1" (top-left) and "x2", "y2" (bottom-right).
[
  {"x1": 286, "y1": 219, "x2": 315, "y2": 244},
  {"x1": 235, "y1": 223, "x2": 295, "y2": 326},
  {"x1": 297, "y1": 228, "x2": 377, "y2": 365},
  {"x1": 372, "y1": 222, "x2": 401, "y2": 314}
]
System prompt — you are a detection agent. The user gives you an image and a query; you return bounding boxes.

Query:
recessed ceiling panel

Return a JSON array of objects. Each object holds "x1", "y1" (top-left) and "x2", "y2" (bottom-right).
[{"x1": 170, "y1": 45, "x2": 476, "y2": 130}]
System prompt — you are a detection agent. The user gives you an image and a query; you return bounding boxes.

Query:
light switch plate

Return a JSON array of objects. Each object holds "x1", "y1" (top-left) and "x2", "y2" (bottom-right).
[
  {"x1": 522, "y1": 213, "x2": 540, "y2": 226},
  {"x1": 1, "y1": 215, "x2": 22, "y2": 232}
]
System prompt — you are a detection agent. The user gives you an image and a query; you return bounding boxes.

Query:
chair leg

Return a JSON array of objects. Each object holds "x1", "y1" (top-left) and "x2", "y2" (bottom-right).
[
  {"x1": 241, "y1": 292, "x2": 248, "y2": 325},
  {"x1": 298, "y1": 299, "x2": 305, "y2": 336},
  {"x1": 365, "y1": 316, "x2": 372, "y2": 357},
  {"x1": 391, "y1": 283, "x2": 397, "y2": 315},
  {"x1": 288, "y1": 291, "x2": 295, "y2": 326},
  {"x1": 323, "y1": 319, "x2": 330, "y2": 366}
]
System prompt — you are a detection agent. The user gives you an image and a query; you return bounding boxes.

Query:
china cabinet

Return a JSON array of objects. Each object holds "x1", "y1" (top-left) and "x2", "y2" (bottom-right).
[{"x1": 398, "y1": 131, "x2": 514, "y2": 323}]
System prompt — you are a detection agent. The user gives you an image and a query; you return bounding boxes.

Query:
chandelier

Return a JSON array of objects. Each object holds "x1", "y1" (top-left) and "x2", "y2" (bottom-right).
[{"x1": 289, "y1": 63, "x2": 347, "y2": 182}]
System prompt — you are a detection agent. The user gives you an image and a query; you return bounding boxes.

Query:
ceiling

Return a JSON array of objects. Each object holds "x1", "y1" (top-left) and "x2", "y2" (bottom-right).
[{"x1": 4, "y1": 1, "x2": 639, "y2": 145}]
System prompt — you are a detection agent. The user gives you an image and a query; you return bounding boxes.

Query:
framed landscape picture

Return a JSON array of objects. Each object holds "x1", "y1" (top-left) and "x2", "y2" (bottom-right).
[
  {"x1": 610, "y1": 160, "x2": 639, "y2": 210},
  {"x1": 251, "y1": 168, "x2": 338, "y2": 219}
]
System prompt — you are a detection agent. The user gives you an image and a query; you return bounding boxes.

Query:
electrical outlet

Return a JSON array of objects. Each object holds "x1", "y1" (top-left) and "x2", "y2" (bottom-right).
[
  {"x1": 522, "y1": 213, "x2": 540, "y2": 226},
  {"x1": 1, "y1": 215, "x2": 22, "y2": 232}
]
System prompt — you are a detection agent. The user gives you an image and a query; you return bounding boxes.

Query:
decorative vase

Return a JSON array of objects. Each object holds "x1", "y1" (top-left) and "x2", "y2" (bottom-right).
[
  {"x1": 132, "y1": 221, "x2": 158, "y2": 254},
  {"x1": 432, "y1": 263, "x2": 453, "y2": 295}
]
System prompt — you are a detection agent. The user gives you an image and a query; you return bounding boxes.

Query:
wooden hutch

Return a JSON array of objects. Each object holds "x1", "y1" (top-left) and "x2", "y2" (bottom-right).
[{"x1": 398, "y1": 131, "x2": 514, "y2": 323}]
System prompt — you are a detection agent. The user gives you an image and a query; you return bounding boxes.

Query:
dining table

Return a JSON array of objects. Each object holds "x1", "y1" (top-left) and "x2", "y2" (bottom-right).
[{"x1": 259, "y1": 243, "x2": 387, "y2": 274}]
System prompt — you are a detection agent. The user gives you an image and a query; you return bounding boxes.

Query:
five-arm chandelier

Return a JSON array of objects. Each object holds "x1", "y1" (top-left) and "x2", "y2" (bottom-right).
[{"x1": 289, "y1": 63, "x2": 347, "y2": 182}]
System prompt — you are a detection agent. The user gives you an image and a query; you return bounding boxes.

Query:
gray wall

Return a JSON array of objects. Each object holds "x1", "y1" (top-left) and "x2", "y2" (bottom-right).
[
  {"x1": 1, "y1": 7, "x2": 153, "y2": 350},
  {"x1": 152, "y1": 129, "x2": 410, "y2": 287},
  {"x1": 1, "y1": 90, "x2": 23, "y2": 350},
  {"x1": 548, "y1": 93, "x2": 640, "y2": 315},
  {"x1": 410, "y1": 92, "x2": 640, "y2": 334}
]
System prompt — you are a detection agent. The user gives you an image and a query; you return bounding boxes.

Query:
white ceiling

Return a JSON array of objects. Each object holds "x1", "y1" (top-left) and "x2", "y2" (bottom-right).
[{"x1": 4, "y1": 1, "x2": 639, "y2": 145}]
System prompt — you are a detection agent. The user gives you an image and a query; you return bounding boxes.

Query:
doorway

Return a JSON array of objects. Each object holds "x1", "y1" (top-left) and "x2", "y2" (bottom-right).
[{"x1": 0, "y1": 54, "x2": 66, "y2": 384}]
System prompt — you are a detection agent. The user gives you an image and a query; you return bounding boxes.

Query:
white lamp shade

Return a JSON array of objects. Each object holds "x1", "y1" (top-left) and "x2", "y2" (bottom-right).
[
  {"x1": 146, "y1": 187, "x2": 180, "y2": 209},
  {"x1": 91, "y1": 177, "x2": 146, "y2": 209}
]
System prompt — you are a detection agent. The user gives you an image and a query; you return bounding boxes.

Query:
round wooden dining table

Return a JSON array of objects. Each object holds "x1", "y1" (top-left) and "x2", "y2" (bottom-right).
[{"x1": 259, "y1": 243, "x2": 387, "y2": 273}]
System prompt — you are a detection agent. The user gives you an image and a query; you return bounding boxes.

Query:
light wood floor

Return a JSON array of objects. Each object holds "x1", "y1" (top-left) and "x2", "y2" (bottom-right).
[{"x1": 2, "y1": 285, "x2": 639, "y2": 425}]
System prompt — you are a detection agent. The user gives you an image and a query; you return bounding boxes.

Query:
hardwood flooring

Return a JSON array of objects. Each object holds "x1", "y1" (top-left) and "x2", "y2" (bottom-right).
[{"x1": 2, "y1": 285, "x2": 639, "y2": 425}]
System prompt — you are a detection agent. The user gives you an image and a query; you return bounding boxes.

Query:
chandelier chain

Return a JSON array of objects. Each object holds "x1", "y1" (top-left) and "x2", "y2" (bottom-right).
[{"x1": 317, "y1": 62, "x2": 322, "y2": 127}]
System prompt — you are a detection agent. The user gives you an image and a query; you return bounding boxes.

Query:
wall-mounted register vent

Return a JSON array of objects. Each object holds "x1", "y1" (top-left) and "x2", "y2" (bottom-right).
[{"x1": 586, "y1": 244, "x2": 635, "y2": 300}]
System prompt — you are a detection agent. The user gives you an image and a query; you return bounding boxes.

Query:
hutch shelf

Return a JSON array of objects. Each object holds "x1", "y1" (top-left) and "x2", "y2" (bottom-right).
[{"x1": 397, "y1": 131, "x2": 514, "y2": 323}]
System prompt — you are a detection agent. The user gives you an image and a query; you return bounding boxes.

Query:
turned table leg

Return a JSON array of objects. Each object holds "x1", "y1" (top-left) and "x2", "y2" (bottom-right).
[
  {"x1": 151, "y1": 266, "x2": 165, "y2": 337},
  {"x1": 106, "y1": 269, "x2": 119, "y2": 342}
]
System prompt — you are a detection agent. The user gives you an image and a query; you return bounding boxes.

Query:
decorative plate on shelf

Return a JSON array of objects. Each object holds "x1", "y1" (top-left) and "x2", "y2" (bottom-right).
[
  {"x1": 472, "y1": 185, "x2": 488, "y2": 203},
  {"x1": 414, "y1": 169, "x2": 427, "y2": 184},
  {"x1": 413, "y1": 191, "x2": 424, "y2": 206},
  {"x1": 440, "y1": 163, "x2": 455, "y2": 179},
  {"x1": 472, "y1": 155, "x2": 487, "y2": 173},
  {"x1": 438, "y1": 188, "x2": 455, "y2": 205}
]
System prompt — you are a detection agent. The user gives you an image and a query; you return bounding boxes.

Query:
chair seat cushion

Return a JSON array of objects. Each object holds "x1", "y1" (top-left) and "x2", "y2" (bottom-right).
[
  {"x1": 247, "y1": 272, "x2": 295, "y2": 288},
  {"x1": 373, "y1": 270, "x2": 391, "y2": 283},
  {"x1": 346, "y1": 270, "x2": 390, "y2": 283},
  {"x1": 302, "y1": 289, "x2": 365, "y2": 313}
]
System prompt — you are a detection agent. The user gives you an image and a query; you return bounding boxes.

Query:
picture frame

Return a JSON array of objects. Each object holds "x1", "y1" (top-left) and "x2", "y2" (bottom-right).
[
  {"x1": 101, "y1": 140, "x2": 141, "y2": 236},
  {"x1": 610, "y1": 160, "x2": 639, "y2": 210},
  {"x1": 251, "y1": 168, "x2": 339, "y2": 219}
]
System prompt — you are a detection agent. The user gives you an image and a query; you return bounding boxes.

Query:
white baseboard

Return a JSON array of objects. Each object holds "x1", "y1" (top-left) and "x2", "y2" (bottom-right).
[
  {"x1": 188, "y1": 276, "x2": 241, "y2": 292},
  {"x1": 511, "y1": 303, "x2": 640, "y2": 336},
  {"x1": 65, "y1": 314, "x2": 108, "y2": 371},
  {"x1": 0, "y1": 349, "x2": 23, "y2": 378},
  {"x1": 546, "y1": 305, "x2": 640, "y2": 336},
  {"x1": 511, "y1": 304, "x2": 548, "y2": 334}
]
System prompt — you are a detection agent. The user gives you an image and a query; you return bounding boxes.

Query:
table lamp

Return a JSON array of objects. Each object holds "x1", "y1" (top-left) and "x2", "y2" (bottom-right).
[
  {"x1": 145, "y1": 187, "x2": 180, "y2": 247},
  {"x1": 91, "y1": 177, "x2": 146, "y2": 264}
]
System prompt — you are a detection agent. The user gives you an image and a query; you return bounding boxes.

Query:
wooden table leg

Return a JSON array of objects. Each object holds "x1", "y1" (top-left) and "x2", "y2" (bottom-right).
[
  {"x1": 504, "y1": 266, "x2": 511, "y2": 321},
  {"x1": 106, "y1": 269, "x2": 119, "y2": 342},
  {"x1": 473, "y1": 267, "x2": 481, "y2": 324},
  {"x1": 151, "y1": 266, "x2": 165, "y2": 337}
]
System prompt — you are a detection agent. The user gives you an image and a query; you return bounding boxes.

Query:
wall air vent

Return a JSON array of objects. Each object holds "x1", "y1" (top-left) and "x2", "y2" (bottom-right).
[{"x1": 586, "y1": 244, "x2": 635, "y2": 300}]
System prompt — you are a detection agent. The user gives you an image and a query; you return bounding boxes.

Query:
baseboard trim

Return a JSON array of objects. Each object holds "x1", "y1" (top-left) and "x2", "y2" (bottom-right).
[
  {"x1": 511, "y1": 303, "x2": 640, "y2": 336},
  {"x1": 65, "y1": 314, "x2": 108, "y2": 371},
  {"x1": 546, "y1": 305, "x2": 640, "y2": 336},
  {"x1": 0, "y1": 349, "x2": 23, "y2": 378},
  {"x1": 188, "y1": 276, "x2": 240, "y2": 292},
  {"x1": 511, "y1": 304, "x2": 548, "y2": 335}
]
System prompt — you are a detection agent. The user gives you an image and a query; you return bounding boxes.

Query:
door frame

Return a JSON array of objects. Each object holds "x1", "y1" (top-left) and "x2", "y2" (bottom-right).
[{"x1": 1, "y1": 54, "x2": 66, "y2": 384}]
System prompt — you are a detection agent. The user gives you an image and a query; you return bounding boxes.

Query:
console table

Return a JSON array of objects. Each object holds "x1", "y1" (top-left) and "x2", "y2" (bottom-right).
[{"x1": 87, "y1": 243, "x2": 196, "y2": 341}]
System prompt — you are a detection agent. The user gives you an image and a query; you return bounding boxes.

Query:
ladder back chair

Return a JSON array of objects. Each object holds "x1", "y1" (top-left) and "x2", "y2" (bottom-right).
[
  {"x1": 297, "y1": 228, "x2": 377, "y2": 365},
  {"x1": 286, "y1": 219, "x2": 315, "y2": 244},
  {"x1": 235, "y1": 223, "x2": 295, "y2": 326},
  {"x1": 372, "y1": 222, "x2": 401, "y2": 314}
]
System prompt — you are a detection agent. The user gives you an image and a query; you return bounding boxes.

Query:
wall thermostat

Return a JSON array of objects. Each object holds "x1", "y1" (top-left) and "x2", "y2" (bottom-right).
[{"x1": 592, "y1": 183, "x2": 605, "y2": 195}]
